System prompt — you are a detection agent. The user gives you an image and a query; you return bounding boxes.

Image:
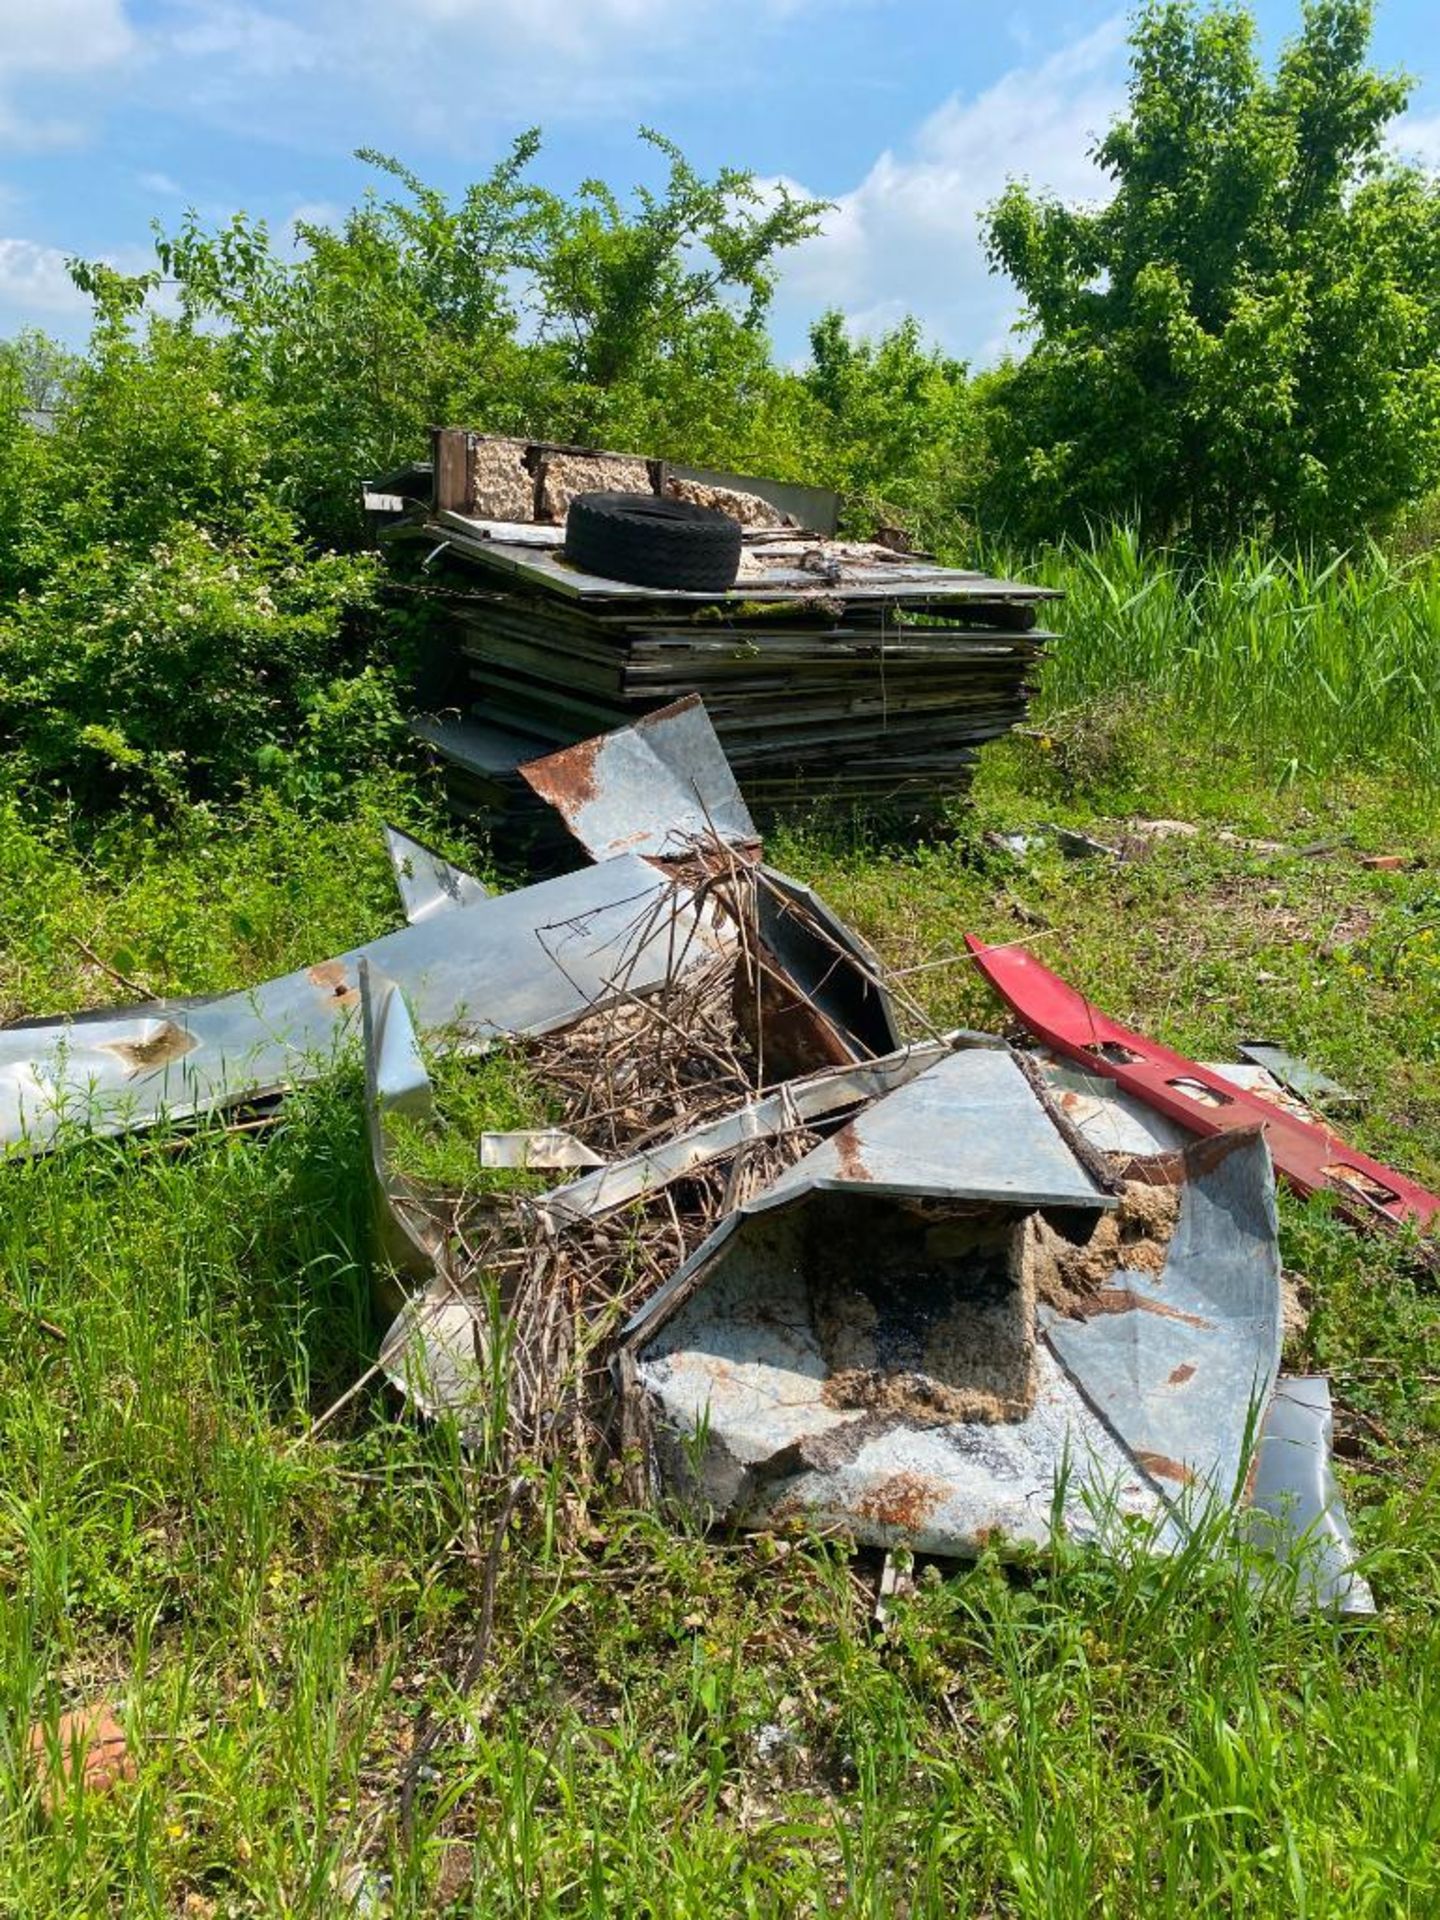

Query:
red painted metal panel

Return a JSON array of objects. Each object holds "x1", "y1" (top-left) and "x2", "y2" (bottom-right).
[{"x1": 965, "y1": 937, "x2": 1440, "y2": 1234}]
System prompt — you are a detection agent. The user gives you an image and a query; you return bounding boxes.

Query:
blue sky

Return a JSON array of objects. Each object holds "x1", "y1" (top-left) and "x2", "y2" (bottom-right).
[{"x1": 2, "y1": 0, "x2": 1438, "y2": 364}]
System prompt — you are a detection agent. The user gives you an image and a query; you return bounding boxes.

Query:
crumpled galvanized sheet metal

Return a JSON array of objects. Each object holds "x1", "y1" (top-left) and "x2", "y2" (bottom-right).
[
  {"x1": 0, "y1": 851, "x2": 724, "y2": 1153},
  {"x1": 478, "y1": 1130, "x2": 605, "y2": 1170},
  {"x1": 1043, "y1": 1130, "x2": 1284, "y2": 1506},
  {"x1": 535, "y1": 1037, "x2": 968, "y2": 1235},
  {"x1": 383, "y1": 824, "x2": 490, "y2": 923},
  {"x1": 630, "y1": 1205, "x2": 1176, "y2": 1557},
  {"x1": 358, "y1": 962, "x2": 491, "y2": 1423},
  {"x1": 358, "y1": 961, "x2": 449, "y2": 1287},
  {"x1": 519, "y1": 695, "x2": 758, "y2": 862},
  {"x1": 622, "y1": 1094, "x2": 1368, "y2": 1602},
  {"x1": 625, "y1": 1046, "x2": 1110, "y2": 1350},
  {"x1": 378, "y1": 1276, "x2": 492, "y2": 1441},
  {"x1": 1243, "y1": 1375, "x2": 1375, "y2": 1616},
  {"x1": 752, "y1": 1046, "x2": 1114, "y2": 1213}
]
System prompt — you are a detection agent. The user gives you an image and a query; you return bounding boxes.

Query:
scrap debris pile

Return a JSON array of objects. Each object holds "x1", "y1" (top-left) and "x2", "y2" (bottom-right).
[
  {"x1": 6, "y1": 697, "x2": 1430, "y2": 1616},
  {"x1": 380, "y1": 429, "x2": 1056, "y2": 846}
]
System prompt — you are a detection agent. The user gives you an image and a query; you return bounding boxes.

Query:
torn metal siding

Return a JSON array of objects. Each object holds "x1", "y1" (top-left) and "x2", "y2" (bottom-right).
[
  {"x1": 0, "y1": 852, "x2": 726, "y2": 1154},
  {"x1": 358, "y1": 961, "x2": 449, "y2": 1286},
  {"x1": 749, "y1": 1048, "x2": 1116, "y2": 1212},
  {"x1": 1042, "y1": 1130, "x2": 1284, "y2": 1505},
  {"x1": 383, "y1": 825, "x2": 491, "y2": 923},
  {"x1": 1244, "y1": 1376, "x2": 1375, "y2": 1616},
  {"x1": 535, "y1": 1038, "x2": 964, "y2": 1234},
  {"x1": 630, "y1": 1212, "x2": 1175, "y2": 1557},
  {"x1": 518, "y1": 695, "x2": 759, "y2": 863}
]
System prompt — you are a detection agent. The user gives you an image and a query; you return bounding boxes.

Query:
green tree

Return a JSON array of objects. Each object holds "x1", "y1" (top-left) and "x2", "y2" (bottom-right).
[
  {"x1": 142, "y1": 132, "x2": 826, "y2": 543},
  {"x1": 804, "y1": 311, "x2": 983, "y2": 545},
  {"x1": 981, "y1": 0, "x2": 1440, "y2": 547}
]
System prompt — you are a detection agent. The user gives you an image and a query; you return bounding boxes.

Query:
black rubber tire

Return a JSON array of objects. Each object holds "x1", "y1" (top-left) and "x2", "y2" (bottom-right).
[{"x1": 564, "y1": 491, "x2": 742, "y2": 593}]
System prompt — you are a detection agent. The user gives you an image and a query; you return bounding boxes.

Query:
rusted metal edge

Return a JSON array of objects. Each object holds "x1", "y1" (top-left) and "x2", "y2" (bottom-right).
[{"x1": 518, "y1": 695, "x2": 759, "y2": 863}]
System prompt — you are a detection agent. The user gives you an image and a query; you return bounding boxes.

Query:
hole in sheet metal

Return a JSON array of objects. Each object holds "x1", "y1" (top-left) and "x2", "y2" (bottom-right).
[
  {"x1": 1166, "y1": 1076, "x2": 1233, "y2": 1107},
  {"x1": 1322, "y1": 1163, "x2": 1398, "y2": 1206},
  {"x1": 1087, "y1": 1042, "x2": 1141, "y2": 1065}
]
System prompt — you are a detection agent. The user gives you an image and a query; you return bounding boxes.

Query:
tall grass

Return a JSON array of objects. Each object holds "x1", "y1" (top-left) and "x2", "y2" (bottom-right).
[{"x1": 1025, "y1": 530, "x2": 1440, "y2": 781}]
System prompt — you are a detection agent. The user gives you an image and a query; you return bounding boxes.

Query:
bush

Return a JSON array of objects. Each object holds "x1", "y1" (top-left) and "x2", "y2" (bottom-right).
[
  {"x1": 0, "y1": 521, "x2": 380, "y2": 809},
  {"x1": 0, "y1": 304, "x2": 388, "y2": 814}
]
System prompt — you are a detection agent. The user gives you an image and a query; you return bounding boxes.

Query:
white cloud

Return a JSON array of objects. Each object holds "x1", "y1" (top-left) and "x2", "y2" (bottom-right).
[
  {"x1": 770, "y1": 17, "x2": 1127, "y2": 366},
  {"x1": 1393, "y1": 111, "x2": 1440, "y2": 172},
  {"x1": 138, "y1": 0, "x2": 833, "y2": 141},
  {"x1": 0, "y1": 0, "x2": 133, "y2": 73},
  {"x1": 0, "y1": 0, "x2": 134, "y2": 147},
  {"x1": 0, "y1": 238, "x2": 88, "y2": 314},
  {"x1": 164, "y1": 3, "x2": 323, "y2": 76}
]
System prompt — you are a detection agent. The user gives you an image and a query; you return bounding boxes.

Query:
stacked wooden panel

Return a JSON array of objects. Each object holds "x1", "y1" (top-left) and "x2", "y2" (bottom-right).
[{"x1": 389, "y1": 510, "x2": 1058, "y2": 842}]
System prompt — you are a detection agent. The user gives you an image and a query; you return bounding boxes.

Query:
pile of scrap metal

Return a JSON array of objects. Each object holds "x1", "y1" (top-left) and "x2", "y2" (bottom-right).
[
  {"x1": 380, "y1": 428, "x2": 1057, "y2": 849},
  {"x1": 1, "y1": 700, "x2": 1406, "y2": 1616}
]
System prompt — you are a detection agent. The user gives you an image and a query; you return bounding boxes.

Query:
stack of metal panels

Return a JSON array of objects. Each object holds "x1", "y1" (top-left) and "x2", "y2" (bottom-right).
[{"x1": 385, "y1": 447, "x2": 1059, "y2": 840}]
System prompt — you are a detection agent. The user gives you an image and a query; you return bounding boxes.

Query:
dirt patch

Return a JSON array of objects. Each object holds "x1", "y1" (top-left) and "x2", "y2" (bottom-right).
[
  {"x1": 97, "y1": 1020, "x2": 197, "y2": 1076},
  {"x1": 1032, "y1": 1181, "x2": 1182, "y2": 1317},
  {"x1": 809, "y1": 1204, "x2": 1036, "y2": 1425}
]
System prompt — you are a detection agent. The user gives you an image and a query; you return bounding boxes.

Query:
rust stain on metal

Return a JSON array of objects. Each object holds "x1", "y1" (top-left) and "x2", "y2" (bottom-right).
[
  {"x1": 308, "y1": 961, "x2": 359, "y2": 1008},
  {"x1": 832, "y1": 1121, "x2": 873, "y2": 1183},
  {"x1": 853, "y1": 1471, "x2": 946, "y2": 1532},
  {"x1": 1076, "y1": 1287, "x2": 1212, "y2": 1330},
  {"x1": 738, "y1": 957, "x2": 852, "y2": 1080},
  {"x1": 97, "y1": 1021, "x2": 197, "y2": 1076},
  {"x1": 1168, "y1": 1362, "x2": 1197, "y2": 1386},
  {"x1": 1134, "y1": 1450, "x2": 1195, "y2": 1486},
  {"x1": 522, "y1": 734, "x2": 604, "y2": 820}
]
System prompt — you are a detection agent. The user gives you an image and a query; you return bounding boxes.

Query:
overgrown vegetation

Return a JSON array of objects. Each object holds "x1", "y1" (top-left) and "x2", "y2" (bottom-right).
[
  {"x1": 3, "y1": 753, "x2": 1440, "y2": 1915},
  {"x1": 3, "y1": 0, "x2": 1440, "y2": 1911}
]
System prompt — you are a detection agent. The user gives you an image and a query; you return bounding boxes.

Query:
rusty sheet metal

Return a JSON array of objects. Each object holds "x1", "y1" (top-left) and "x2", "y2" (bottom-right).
[
  {"x1": 750, "y1": 1047, "x2": 1114, "y2": 1213},
  {"x1": 534, "y1": 1037, "x2": 966, "y2": 1234},
  {"x1": 383, "y1": 824, "x2": 490, "y2": 923},
  {"x1": 0, "y1": 850, "x2": 724, "y2": 1154},
  {"x1": 621, "y1": 1086, "x2": 1354, "y2": 1588},
  {"x1": 478, "y1": 1130, "x2": 604, "y2": 1170},
  {"x1": 1042, "y1": 1130, "x2": 1283, "y2": 1506},
  {"x1": 626, "y1": 1200, "x2": 1175, "y2": 1557},
  {"x1": 621, "y1": 1051, "x2": 1136, "y2": 1558},
  {"x1": 1244, "y1": 1376, "x2": 1375, "y2": 1616},
  {"x1": 518, "y1": 695, "x2": 758, "y2": 862},
  {"x1": 741, "y1": 866, "x2": 903, "y2": 1079}
]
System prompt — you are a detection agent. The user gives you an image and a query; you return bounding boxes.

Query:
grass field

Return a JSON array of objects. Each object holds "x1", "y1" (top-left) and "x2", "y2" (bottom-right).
[{"x1": 4, "y1": 644, "x2": 1440, "y2": 1913}]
